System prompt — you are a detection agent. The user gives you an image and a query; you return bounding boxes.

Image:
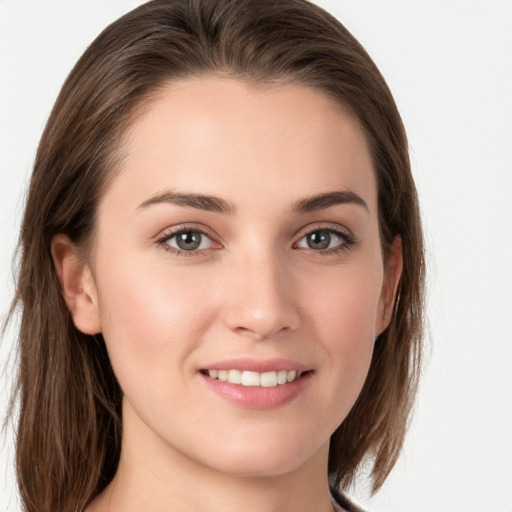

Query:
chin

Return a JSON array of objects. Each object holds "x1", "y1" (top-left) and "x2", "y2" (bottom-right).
[
  {"x1": 212, "y1": 455, "x2": 307, "y2": 478},
  {"x1": 196, "y1": 434, "x2": 325, "y2": 478}
]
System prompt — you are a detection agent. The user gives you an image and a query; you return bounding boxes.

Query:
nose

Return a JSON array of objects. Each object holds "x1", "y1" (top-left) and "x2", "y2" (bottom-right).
[{"x1": 222, "y1": 253, "x2": 300, "y2": 340}]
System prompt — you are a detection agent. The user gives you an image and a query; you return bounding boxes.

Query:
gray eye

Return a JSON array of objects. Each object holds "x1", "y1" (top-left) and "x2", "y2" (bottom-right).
[
  {"x1": 306, "y1": 230, "x2": 331, "y2": 250},
  {"x1": 296, "y1": 229, "x2": 345, "y2": 251},
  {"x1": 167, "y1": 230, "x2": 212, "y2": 251}
]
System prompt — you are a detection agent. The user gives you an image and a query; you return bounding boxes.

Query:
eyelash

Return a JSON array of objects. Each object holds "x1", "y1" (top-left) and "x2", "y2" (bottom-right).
[
  {"x1": 293, "y1": 225, "x2": 357, "y2": 255},
  {"x1": 156, "y1": 225, "x2": 218, "y2": 258},
  {"x1": 155, "y1": 224, "x2": 357, "y2": 257}
]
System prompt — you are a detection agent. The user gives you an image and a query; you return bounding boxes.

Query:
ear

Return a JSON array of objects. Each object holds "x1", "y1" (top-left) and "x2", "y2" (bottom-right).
[
  {"x1": 376, "y1": 236, "x2": 403, "y2": 335},
  {"x1": 51, "y1": 234, "x2": 102, "y2": 335}
]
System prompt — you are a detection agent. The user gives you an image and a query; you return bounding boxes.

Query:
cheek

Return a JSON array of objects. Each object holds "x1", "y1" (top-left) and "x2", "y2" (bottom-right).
[
  {"x1": 302, "y1": 264, "x2": 382, "y2": 395},
  {"x1": 94, "y1": 252, "x2": 217, "y2": 393},
  {"x1": 305, "y1": 262, "x2": 382, "y2": 341}
]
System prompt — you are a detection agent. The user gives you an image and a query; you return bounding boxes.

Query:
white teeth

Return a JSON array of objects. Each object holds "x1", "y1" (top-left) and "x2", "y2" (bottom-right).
[
  {"x1": 206, "y1": 369, "x2": 303, "y2": 387},
  {"x1": 287, "y1": 370, "x2": 297, "y2": 382},
  {"x1": 277, "y1": 370, "x2": 288, "y2": 385},
  {"x1": 228, "y1": 369, "x2": 242, "y2": 385},
  {"x1": 261, "y1": 371, "x2": 278, "y2": 387},
  {"x1": 241, "y1": 371, "x2": 260, "y2": 387}
]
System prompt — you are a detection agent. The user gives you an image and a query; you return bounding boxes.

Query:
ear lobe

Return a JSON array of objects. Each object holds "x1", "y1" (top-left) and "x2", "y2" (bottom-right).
[
  {"x1": 51, "y1": 234, "x2": 102, "y2": 335},
  {"x1": 376, "y1": 236, "x2": 403, "y2": 335}
]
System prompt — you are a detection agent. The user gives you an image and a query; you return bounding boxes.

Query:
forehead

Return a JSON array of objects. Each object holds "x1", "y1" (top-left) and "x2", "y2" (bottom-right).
[{"x1": 107, "y1": 77, "x2": 376, "y2": 213}]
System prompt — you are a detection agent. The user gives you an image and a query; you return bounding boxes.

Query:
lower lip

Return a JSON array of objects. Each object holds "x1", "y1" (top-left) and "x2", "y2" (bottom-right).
[{"x1": 200, "y1": 372, "x2": 312, "y2": 410}]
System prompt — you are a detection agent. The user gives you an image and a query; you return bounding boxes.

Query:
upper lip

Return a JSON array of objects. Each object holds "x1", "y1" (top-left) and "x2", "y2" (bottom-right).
[{"x1": 201, "y1": 358, "x2": 312, "y2": 373}]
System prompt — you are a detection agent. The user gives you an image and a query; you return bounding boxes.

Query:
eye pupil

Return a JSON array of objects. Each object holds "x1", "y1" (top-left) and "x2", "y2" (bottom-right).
[
  {"x1": 307, "y1": 230, "x2": 331, "y2": 250},
  {"x1": 176, "y1": 231, "x2": 201, "y2": 250}
]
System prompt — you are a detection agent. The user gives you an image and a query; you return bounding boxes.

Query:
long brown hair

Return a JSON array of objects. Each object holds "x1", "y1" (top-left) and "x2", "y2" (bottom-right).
[{"x1": 6, "y1": 1, "x2": 425, "y2": 510}]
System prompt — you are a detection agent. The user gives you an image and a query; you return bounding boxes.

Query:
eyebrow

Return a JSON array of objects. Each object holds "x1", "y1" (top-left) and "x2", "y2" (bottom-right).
[
  {"x1": 292, "y1": 191, "x2": 369, "y2": 213},
  {"x1": 138, "y1": 190, "x2": 236, "y2": 214},
  {"x1": 138, "y1": 189, "x2": 368, "y2": 215}
]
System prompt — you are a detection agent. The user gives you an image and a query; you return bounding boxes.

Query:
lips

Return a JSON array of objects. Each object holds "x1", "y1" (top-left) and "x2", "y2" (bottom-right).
[
  {"x1": 206, "y1": 369, "x2": 302, "y2": 387},
  {"x1": 200, "y1": 358, "x2": 312, "y2": 409},
  {"x1": 202, "y1": 357, "x2": 311, "y2": 373}
]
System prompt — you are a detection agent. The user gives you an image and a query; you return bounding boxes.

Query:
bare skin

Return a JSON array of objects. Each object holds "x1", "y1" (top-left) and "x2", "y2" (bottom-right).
[{"x1": 53, "y1": 77, "x2": 402, "y2": 512}]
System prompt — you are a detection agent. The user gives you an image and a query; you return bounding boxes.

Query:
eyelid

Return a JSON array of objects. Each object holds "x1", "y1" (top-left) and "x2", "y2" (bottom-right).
[
  {"x1": 154, "y1": 221, "x2": 356, "y2": 257},
  {"x1": 155, "y1": 223, "x2": 222, "y2": 256},
  {"x1": 292, "y1": 222, "x2": 357, "y2": 251},
  {"x1": 294, "y1": 222, "x2": 354, "y2": 240}
]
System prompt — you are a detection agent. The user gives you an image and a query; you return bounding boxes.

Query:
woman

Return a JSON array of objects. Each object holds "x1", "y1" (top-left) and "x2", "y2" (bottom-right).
[{"x1": 7, "y1": 0, "x2": 425, "y2": 511}]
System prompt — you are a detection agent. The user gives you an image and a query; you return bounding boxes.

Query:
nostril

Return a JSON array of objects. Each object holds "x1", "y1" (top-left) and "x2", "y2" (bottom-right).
[
  {"x1": 232, "y1": 324, "x2": 291, "y2": 340},
  {"x1": 222, "y1": 277, "x2": 300, "y2": 338}
]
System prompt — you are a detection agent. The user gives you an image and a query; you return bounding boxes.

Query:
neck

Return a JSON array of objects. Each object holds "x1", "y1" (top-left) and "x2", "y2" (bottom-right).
[{"x1": 88, "y1": 403, "x2": 335, "y2": 512}]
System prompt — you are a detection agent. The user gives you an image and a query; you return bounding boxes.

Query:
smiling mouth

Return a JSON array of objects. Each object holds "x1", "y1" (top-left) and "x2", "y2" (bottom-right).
[{"x1": 202, "y1": 369, "x2": 307, "y2": 387}]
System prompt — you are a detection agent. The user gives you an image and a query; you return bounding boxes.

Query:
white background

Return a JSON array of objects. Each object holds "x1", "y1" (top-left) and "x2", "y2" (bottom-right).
[{"x1": 1, "y1": 1, "x2": 511, "y2": 511}]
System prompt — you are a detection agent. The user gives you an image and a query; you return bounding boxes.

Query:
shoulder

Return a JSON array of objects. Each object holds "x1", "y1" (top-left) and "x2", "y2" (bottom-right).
[{"x1": 331, "y1": 488, "x2": 367, "y2": 512}]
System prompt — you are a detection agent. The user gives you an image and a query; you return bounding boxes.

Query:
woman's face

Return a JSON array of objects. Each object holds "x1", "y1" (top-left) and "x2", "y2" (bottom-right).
[{"x1": 77, "y1": 78, "x2": 400, "y2": 478}]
